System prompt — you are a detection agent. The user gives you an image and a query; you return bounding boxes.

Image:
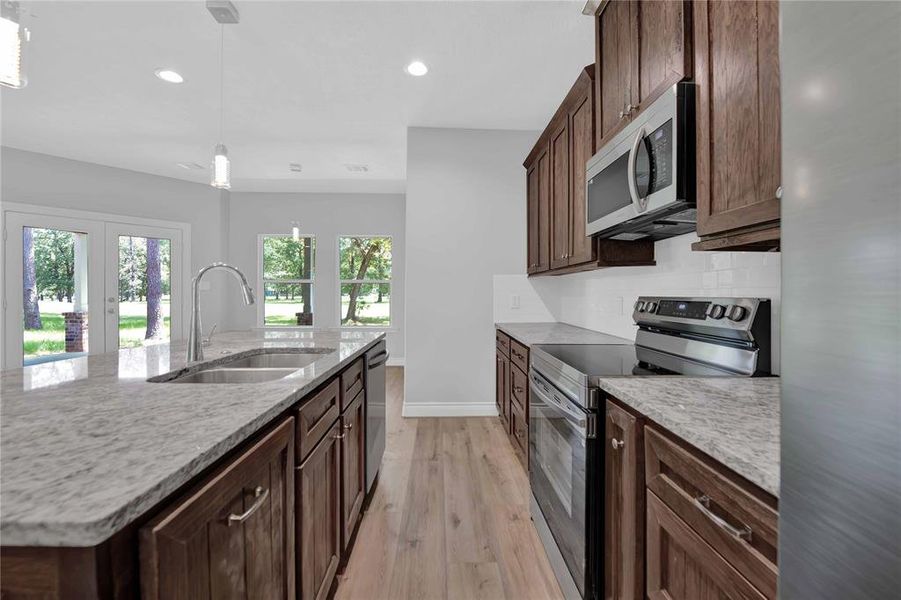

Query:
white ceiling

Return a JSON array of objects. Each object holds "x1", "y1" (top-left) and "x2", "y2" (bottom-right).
[{"x1": 1, "y1": 1, "x2": 594, "y2": 193}]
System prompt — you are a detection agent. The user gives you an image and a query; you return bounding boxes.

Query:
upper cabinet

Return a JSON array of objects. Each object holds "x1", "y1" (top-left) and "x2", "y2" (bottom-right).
[
  {"x1": 525, "y1": 66, "x2": 655, "y2": 277},
  {"x1": 692, "y1": 0, "x2": 781, "y2": 250},
  {"x1": 595, "y1": 0, "x2": 691, "y2": 151}
]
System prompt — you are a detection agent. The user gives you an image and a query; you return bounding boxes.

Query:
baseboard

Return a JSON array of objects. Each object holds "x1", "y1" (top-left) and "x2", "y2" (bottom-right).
[
  {"x1": 387, "y1": 356, "x2": 405, "y2": 367},
  {"x1": 402, "y1": 402, "x2": 498, "y2": 418}
]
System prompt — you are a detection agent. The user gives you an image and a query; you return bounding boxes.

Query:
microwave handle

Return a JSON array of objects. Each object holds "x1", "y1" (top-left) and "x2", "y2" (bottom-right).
[{"x1": 627, "y1": 126, "x2": 647, "y2": 212}]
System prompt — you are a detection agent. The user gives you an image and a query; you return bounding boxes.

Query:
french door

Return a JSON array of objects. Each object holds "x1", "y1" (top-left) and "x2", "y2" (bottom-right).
[{"x1": 2, "y1": 208, "x2": 187, "y2": 369}]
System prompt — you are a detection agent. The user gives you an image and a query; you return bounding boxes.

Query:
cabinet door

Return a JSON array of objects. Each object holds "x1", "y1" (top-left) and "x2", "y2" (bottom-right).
[
  {"x1": 694, "y1": 0, "x2": 781, "y2": 238},
  {"x1": 596, "y1": 0, "x2": 634, "y2": 147},
  {"x1": 537, "y1": 146, "x2": 552, "y2": 272},
  {"x1": 634, "y1": 0, "x2": 690, "y2": 111},
  {"x1": 527, "y1": 163, "x2": 540, "y2": 274},
  {"x1": 340, "y1": 392, "x2": 365, "y2": 552},
  {"x1": 140, "y1": 417, "x2": 295, "y2": 600},
  {"x1": 568, "y1": 88, "x2": 595, "y2": 265},
  {"x1": 496, "y1": 350, "x2": 510, "y2": 430},
  {"x1": 550, "y1": 119, "x2": 570, "y2": 269},
  {"x1": 297, "y1": 420, "x2": 341, "y2": 600},
  {"x1": 605, "y1": 401, "x2": 644, "y2": 600},
  {"x1": 647, "y1": 492, "x2": 766, "y2": 600}
]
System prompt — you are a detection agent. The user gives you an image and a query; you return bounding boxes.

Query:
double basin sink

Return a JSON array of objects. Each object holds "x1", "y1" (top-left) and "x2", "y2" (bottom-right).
[{"x1": 152, "y1": 348, "x2": 335, "y2": 384}]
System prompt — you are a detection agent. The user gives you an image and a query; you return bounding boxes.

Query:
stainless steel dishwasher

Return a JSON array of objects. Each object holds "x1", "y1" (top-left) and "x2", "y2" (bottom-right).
[{"x1": 364, "y1": 340, "x2": 388, "y2": 493}]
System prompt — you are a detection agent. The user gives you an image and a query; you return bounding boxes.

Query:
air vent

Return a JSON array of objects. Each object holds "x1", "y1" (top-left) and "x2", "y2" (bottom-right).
[
  {"x1": 289, "y1": 163, "x2": 303, "y2": 173},
  {"x1": 344, "y1": 164, "x2": 369, "y2": 173},
  {"x1": 177, "y1": 162, "x2": 205, "y2": 170}
]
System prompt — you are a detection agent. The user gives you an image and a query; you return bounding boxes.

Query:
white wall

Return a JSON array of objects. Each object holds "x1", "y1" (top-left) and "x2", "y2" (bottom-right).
[
  {"x1": 495, "y1": 234, "x2": 782, "y2": 373},
  {"x1": 1, "y1": 147, "x2": 230, "y2": 329},
  {"x1": 226, "y1": 192, "x2": 406, "y2": 362},
  {"x1": 405, "y1": 127, "x2": 539, "y2": 416}
]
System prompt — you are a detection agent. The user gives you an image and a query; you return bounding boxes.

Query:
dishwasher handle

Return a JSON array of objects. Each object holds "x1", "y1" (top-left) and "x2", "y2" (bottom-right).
[{"x1": 367, "y1": 350, "x2": 389, "y2": 369}]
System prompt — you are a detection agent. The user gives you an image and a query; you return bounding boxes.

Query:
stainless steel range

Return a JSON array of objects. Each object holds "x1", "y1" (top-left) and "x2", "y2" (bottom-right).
[{"x1": 528, "y1": 297, "x2": 772, "y2": 600}]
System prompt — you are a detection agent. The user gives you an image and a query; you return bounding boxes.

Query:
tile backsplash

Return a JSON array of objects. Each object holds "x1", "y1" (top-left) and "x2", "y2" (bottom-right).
[{"x1": 494, "y1": 234, "x2": 781, "y2": 373}]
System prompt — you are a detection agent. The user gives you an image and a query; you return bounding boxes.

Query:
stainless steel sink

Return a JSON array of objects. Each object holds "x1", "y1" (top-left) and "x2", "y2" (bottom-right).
[
  {"x1": 169, "y1": 368, "x2": 298, "y2": 384},
  {"x1": 152, "y1": 348, "x2": 336, "y2": 384},
  {"x1": 221, "y1": 351, "x2": 331, "y2": 369}
]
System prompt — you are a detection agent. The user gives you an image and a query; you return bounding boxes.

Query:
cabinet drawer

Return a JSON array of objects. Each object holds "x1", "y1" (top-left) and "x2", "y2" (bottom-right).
[
  {"x1": 510, "y1": 363, "x2": 528, "y2": 413},
  {"x1": 645, "y1": 427, "x2": 778, "y2": 599},
  {"x1": 340, "y1": 358, "x2": 364, "y2": 411},
  {"x1": 646, "y1": 491, "x2": 766, "y2": 600},
  {"x1": 509, "y1": 401, "x2": 528, "y2": 470},
  {"x1": 496, "y1": 330, "x2": 511, "y2": 356},
  {"x1": 509, "y1": 339, "x2": 529, "y2": 374},
  {"x1": 296, "y1": 379, "x2": 340, "y2": 462}
]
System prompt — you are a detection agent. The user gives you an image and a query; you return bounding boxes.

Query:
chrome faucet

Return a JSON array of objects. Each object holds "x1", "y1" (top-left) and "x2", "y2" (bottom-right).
[{"x1": 187, "y1": 262, "x2": 255, "y2": 363}]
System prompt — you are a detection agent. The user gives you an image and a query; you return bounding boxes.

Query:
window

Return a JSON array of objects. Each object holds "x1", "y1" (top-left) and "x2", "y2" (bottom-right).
[
  {"x1": 260, "y1": 235, "x2": 315, "y2": 326},
  {"x1": 339, "y1": 236, "x2": 391, "y2": 327}
]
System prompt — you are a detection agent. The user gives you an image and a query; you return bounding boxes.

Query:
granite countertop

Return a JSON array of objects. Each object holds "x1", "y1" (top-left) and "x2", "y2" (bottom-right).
[
  {"x1": 496, "y1": 322, "x2": 633, "y2": 346},
  {"x1": 0, "y1": 329, "x2": 384, "y2": 547},
  {"x1": 596, "y1": 377, "x2": 780, "y2": 497}
]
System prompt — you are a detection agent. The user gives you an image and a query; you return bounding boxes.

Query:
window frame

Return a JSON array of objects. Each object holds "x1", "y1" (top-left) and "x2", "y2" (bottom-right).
[
  {"x1": 336, "y1": 234, "x2": 393, "y2": 329},
  {"x1": 257, "y1": 233, "x2": 316, "y2": 328}
]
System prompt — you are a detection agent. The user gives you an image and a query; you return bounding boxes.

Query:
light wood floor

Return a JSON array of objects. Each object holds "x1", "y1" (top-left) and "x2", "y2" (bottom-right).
[{"x1": 335, "y1": 367, "x2": 564, "y2": 600}]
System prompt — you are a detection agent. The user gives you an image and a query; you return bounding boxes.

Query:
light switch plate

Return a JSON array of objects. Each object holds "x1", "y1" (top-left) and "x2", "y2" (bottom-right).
[{"x1": 511, "y1": 294, "x2": 521, "y2": 309}]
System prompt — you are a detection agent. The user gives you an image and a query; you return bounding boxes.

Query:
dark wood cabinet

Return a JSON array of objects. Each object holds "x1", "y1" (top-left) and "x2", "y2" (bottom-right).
[
  {"x1": 550, "y1": 118, "x2": 571, "y2": 270},
  {"x1": 692, "y1": 0, "x2": 781, "y2": 250},
  {"x1": 604, "y1": 400, "x2": 644, "y2": 600},
  {"x1": 140, "y1": 417, "x2": 295, "y2": 600},
  {"x1": 595, "y1": 0, "x2": 690, "y2": 151},
  {"x1": 596, "y1": 0, "x2": 634, "y2": 148},
  {"x1": 339, "y1": 391, "x2": 365, "y2": 553},
  {"x1": 496, "y1": 348, "x2": 510, "y2": 430},
  {"x1": 297, "y1": 420, "x2": 342, "y2": 600},
  {"x1": 525, "y1": 65, "x2": 654, "y2": 276}
]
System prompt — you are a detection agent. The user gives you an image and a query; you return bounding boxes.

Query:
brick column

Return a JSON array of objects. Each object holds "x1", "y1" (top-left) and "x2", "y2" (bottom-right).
[{"x1": 63, "y1": 312, "x2": 88, "y2": 353}]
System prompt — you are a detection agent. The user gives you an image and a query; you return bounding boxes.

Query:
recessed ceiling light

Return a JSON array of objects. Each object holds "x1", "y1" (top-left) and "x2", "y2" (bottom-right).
[
  {"x1": 344, "y1": 164, "x2": 369, "y2": 173},
  {"x1": 176, "y1": 162, "x2": 204, "y2": 170},
  {"x1": 289, "y1": 163, "x2": 303, "y2": 173},
  {"x1": 405, "y1": 61, "x2": 428, "y2": 77},
  {"x1": 154, "y1": 69, "x2": 184, "y2": 84}
]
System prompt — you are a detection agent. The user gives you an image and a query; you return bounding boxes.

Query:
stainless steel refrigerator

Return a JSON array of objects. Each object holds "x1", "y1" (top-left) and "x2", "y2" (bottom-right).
[{"x1": 780, "y1": 2, "x2": 900, "y2": 597}]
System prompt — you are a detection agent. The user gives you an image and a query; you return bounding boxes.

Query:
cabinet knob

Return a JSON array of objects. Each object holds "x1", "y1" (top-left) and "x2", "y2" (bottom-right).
[
  {"x1": 619, "y1": 109, "x2": 627, "y2": 119},
  {"x1": 344, "y1": 422, "x2": 354, "y2": 430},
  {"x1": 611, "y1": 438, "x2": 625, "y2": 450},
  {"x1": 626, "y1": 104, "x2": 636, "y2": 113},
  {"x1": 775, "y1": 185, "x2": 783, "y2": 199}
]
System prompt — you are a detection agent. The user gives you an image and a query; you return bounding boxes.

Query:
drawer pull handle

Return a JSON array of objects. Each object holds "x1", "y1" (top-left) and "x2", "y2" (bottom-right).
[
  {"x1": 227, "y1": 486, "x2": 269, "y2": 526},
  {"x1": 695, "y1": 495, "x2": 753, "y2": 542},
  {"x1": 344, "y1": 422, "x2": 354, "y2": 430},
  {"x1": 611, "y1": 438, "x2": 625, "y2": 450}
]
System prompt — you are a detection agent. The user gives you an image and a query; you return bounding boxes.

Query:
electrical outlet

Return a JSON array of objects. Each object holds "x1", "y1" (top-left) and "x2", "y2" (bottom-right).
[{"x1": 511, "y1": 294, "x2": 521, "y2": 309}]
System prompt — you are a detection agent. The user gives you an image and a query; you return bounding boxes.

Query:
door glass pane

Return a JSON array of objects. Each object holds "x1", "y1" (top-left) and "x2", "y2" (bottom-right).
[
  {"x1": 340, "y1": 283, "x2": 390, "y2": 327},
  {"x1": 117, "y1": 236, "x2": 171, "y2": 348},
  {"x1": 263, "y1": 283, "x2": 313, "y2": 326},
  {"x1": 22, "y1": 227, "x2": 89, "y2": 365}
]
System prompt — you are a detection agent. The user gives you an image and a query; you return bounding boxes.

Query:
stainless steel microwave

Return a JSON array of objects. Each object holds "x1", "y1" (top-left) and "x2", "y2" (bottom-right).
[{"x1": 585, "y1": 82, "x2": 696, "y2": 241}]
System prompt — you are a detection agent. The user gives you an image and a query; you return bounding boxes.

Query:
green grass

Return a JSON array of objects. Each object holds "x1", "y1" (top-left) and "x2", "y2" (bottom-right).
[{"x1": 23, "y1": 312, "x2": 170, "y2": 358}]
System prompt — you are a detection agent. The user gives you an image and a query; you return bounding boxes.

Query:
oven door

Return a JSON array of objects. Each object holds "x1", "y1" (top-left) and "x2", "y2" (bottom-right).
[{"x1": 529, "y1": 369, "x2": 597, "y2": 598}]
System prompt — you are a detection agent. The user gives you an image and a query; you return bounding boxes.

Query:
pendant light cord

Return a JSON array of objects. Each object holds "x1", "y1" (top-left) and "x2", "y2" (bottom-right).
[{"x1": 218, "y1": 24, "x2": 224, "y2": 143}]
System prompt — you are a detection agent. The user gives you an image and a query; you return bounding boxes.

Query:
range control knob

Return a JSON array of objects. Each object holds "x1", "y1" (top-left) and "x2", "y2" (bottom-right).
[
  {"x1": 634, "y1": 301, "x2": 646, "y2": 313},
  {"x1": 726, "y1": 305, "x2": 747, "y2": 322},
  {"x1": 645, "y1": 301, "x2": 658, "y2": 313},
  {"x1": 706, "y1": 304, "x2": 726, "y2": 320}
]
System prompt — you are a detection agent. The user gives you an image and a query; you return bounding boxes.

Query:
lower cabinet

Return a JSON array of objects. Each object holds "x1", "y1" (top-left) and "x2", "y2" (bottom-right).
[
  {"x1": 340, "y1": 390, "x2": 366, "y2": 553},
  {"x1": 496, "y1": 348, "x2": 510, "y2": 430},
  {"x1": 140, "y1": 417, "x2": 295, "y2": 600},
  {"x1": 297, "y1": 420, "x2": 342, "y2": 600},
  {"x1": 605, "y1": 400, "x2": 644, "y2": 600}
]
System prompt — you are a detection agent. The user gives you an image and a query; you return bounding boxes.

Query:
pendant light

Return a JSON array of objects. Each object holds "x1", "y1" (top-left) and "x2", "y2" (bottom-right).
[
  {"x1": 0, "y1": 0, "x2": 29, "y2": 89},
  {"x1": 210, "y1": 23, "x2": 230, "y2": 189}
]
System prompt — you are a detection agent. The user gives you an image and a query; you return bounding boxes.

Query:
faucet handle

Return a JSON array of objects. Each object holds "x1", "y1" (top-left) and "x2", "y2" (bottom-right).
[{"x1": 202, "y1": 324, "x2": 218, "y2": 347}]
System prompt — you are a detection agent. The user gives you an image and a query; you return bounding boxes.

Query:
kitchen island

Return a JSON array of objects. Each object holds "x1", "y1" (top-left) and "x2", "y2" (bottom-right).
[{"x1": 0, "y1": 329, "x2": 384, "y2": 598}]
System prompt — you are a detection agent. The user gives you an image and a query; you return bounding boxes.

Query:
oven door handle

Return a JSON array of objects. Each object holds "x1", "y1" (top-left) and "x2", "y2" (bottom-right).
[
  {"x1": 627, "y1": 125, "x2": 647, "y2": 213},
  {"x1": 529, "y1": 373, "x2": 595, "y2": 438}
]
